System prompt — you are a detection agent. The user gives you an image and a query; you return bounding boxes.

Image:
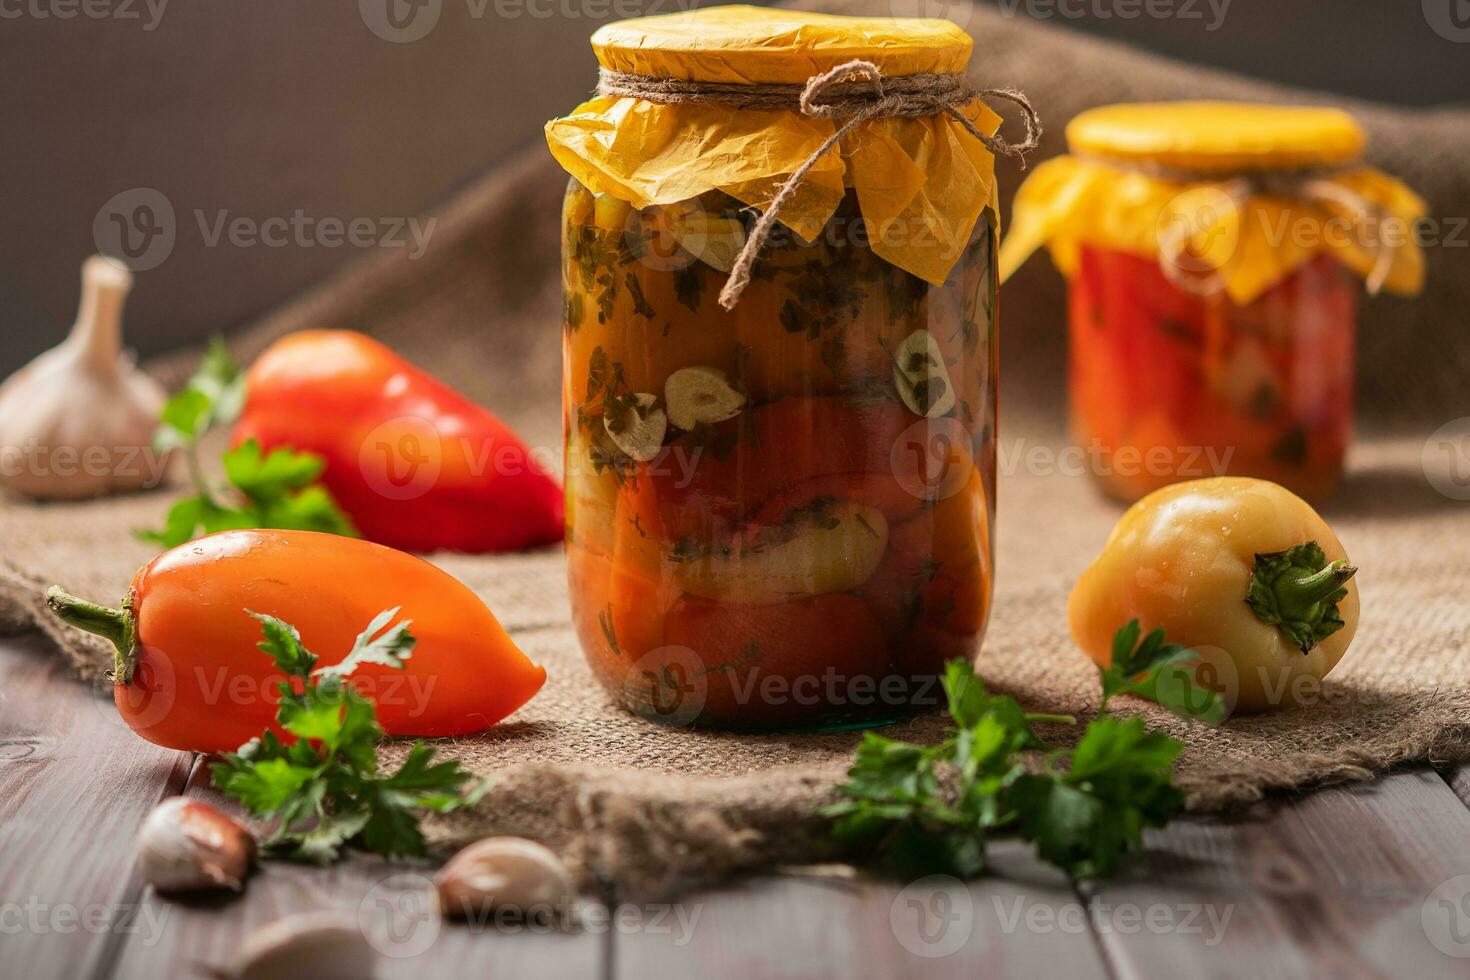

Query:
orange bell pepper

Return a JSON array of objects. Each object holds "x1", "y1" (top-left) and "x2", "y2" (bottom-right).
[{"x1": 47, "y1": 529, "x2": 546, "y2": 752}]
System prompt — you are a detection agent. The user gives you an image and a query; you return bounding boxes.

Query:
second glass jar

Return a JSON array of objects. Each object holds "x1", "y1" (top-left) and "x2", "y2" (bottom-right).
[
  {"x1": 1070, "y1": 246, "x2": 1358, "y2": 503},
  {"x1": 562, "y1": 182, "x2": 997, "y2": 730}
]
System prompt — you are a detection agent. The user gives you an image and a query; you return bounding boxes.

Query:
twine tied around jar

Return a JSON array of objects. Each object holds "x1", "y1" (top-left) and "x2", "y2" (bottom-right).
[
  {"x1": 598, "y1": 61, "x2": 1042, "y2": 310},
  {"x1": 1094, "y1": 156, "x2": 1402, "y2": 298}
]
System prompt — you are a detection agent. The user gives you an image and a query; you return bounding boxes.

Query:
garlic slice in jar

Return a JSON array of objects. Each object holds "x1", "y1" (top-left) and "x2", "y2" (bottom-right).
[
  {"x1": 603, "y1": 392, "x2": 667, "y2": 461},
  {"x1": 664, "y1": 366, "x2": 746, "y2": 430},
  {"x1": 892, "y1": 330, "x2": 956, "y2": 418}
]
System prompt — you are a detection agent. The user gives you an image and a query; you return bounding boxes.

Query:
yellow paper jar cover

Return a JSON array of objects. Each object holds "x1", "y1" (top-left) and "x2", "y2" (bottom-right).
[
  {"x1": 545, "y1": 6, "x2": 1005, "y2": 287},
  {"x1": 999, "y1": 102, "x2": 1427, "y2": 304}
]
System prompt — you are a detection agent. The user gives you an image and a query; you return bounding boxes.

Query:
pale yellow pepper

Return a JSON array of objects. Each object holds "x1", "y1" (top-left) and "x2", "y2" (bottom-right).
[{"x1": 1069, "y1": 477, "x2": 1359, "y2": 715}]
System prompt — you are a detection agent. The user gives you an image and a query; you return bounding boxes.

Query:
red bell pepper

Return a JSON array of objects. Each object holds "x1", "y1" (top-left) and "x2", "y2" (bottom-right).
[{"x1": 232, "y1": 330, "x2": 563, "y2": 553}]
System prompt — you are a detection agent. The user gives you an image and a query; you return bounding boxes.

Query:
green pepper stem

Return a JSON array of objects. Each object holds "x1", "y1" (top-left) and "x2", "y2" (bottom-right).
[
  {"x1": 1274, "y1": 560, "x2": 1357, "y2": 621},
  {"x1": 45, "y1": 586, "x2": 136, "y2": 684},
  {"x1": 1245, "y1": 542, "x2": 1358, "y2": 654}
]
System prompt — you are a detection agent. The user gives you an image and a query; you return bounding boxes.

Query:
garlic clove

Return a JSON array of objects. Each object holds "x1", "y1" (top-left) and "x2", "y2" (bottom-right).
[
  {"x1": 0, "y1": 255, "x2": 171, "y2": 499},
  {"x1": 138, "y1": 796, "x2": 256, "y2": 894},
  {"x1": 664, "y1": 366, "x2": 746, "y2": 431},
  {"x1": 603, "y1": 392, "x2": 667, "y2": 462},
  {"x1": 209, "y1": 911, "x2": 375, "y2": 980},
  {"x1": 892, "y1": 330, "x2": 956, "y2": 419},
  {"x1": 435, "y1": 837, "x2": 575, "y2": 921}
]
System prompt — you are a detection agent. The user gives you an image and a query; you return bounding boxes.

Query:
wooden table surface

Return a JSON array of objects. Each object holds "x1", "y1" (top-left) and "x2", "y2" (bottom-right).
[{"x1": 3, "y1": 632, "x2": 1470, "y2": 980}]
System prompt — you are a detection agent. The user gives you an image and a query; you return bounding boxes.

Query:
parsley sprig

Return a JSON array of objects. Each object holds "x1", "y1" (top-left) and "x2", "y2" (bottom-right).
[
  {"x1": 141, "y1": 338, "x2": 356, "y2": 548},
  {"x1": 211, "y1": 609, "x2": 480, "y2": 862},
  {"x1": 1101, "y1": 620, "x2": 1225, "y2": 724},
  {"x1": 825, "y1": 621, "x2": 1219, "y2": 879}
]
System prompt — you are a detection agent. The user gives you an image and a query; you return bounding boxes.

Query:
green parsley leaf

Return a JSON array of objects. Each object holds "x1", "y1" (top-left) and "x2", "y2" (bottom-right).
[
  {"x1": 1011, "y1": 716, "x2": 1183, "y2": 879},
  {"x1": 1099, "y1": 619, "x2": 1226, "y2": 724},
  {"x1": 312, "y1": 607, "x2": 415, "y2": 683},
  {"x1": 247, "y1": 611, "x2": 316, "y2": 678},
  {"x1": 286, "y1": 807, "x2": 373, "y2": 864},
  {"x1": 377, "y1": 742, "x2": 467, "y2": 794},
  {"x1": 822, "y1": 661, "x2": 1062, "y2": 878},
  {"x1": 826, "y1": 657, "x2": 1189, "y2": 882},
  {"x1": 223, "y1": 439, "x2": 327, "y2": 502},
  {"x1": 153, "y1": 337, "x2": 245, "y2": 453},
  {"x1": 154, "y1": 388, "x2": 214, "y2": 453},
  {"x1": 213, "y1": 608, "x2": 479, "y2": 864},
  {"x1": 211, "y1": 754, "x2": 319, "y2": 814},
  {"x1": 254, "y1": 483, "x2": 359, "y2": 539},
  {"x1": 139, "y1": 342, "x2": 356, "y2": 548}
]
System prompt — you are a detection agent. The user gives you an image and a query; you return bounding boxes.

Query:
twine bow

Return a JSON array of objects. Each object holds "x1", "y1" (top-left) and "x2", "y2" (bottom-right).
[
  {"x1": 1128, "y1": 160, "x2": 1401, "y2": 298},
  {"x1": 598, "y1": 60, "x2": 1041, "y2": 310}
]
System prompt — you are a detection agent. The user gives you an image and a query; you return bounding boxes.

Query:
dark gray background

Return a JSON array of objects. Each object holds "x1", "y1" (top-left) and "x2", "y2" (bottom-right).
[{"x1": 1, "y1": 0, "x2": 1466, "y2": 377}]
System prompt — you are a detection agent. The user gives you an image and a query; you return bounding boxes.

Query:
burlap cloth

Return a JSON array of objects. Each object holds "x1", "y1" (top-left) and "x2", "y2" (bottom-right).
[{"x1": 3, "y1": 3, "x2": 1467, "y2": 893}]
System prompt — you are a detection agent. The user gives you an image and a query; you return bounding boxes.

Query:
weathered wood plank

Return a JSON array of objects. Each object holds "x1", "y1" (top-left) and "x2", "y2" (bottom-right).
[
  {"x1": 614, "y1": 841, "x2": 1110, "y2": 980},
  {"x1": 109, "y1": 760, "x2": 605, "y2": 980},
  {"x1": 1443, "y1": 764, "x2": 1470, "y2": 811},
  {"x1": 1084, "y1": 771, "x2": 1470, "y2": 980},
  {"x1": 0, "y1": 635, "x2": 193, "y2": 980}
]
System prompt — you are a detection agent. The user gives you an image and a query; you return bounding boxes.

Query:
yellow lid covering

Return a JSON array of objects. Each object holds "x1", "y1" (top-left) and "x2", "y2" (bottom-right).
[
  {"x1": 1000, "y1": 101, "x2": 1426, "y2": 303},
  {"x1": 591, "y1": 6, "x2": 972, "y2": 85},
  {"x1": 547, "y1": 6, "x2": 1002, "y2": 287},
  {"x1": 1067, "y1": 102, "x2": 1366, "y2": 173}
]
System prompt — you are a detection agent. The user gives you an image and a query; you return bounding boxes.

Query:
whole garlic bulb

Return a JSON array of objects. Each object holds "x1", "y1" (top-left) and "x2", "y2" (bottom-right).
[
  {"x1": 138, "y1": 796, "x2": 256, "y2": 893},
  {"x1": 435, "y1": 837, "x2": 575, "y2": 920},
  {"x1": 0, "y1": 255, "x2": 170, "y2": 499}
]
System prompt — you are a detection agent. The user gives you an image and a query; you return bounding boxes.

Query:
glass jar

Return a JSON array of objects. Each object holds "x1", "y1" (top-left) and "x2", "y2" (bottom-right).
[
  {"x1": 547, "y1": 8, "x2": 1025, "y2": 729},
  {"x1": 560, "y1": 182, "x2": 996, "y2": 729},
  {"x1": 1071, "y1": 246, "x2": 1358, "y2": 503},
  {"x1": 1001, "y1": 102, "x2": 1425, "y2": 503}
]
